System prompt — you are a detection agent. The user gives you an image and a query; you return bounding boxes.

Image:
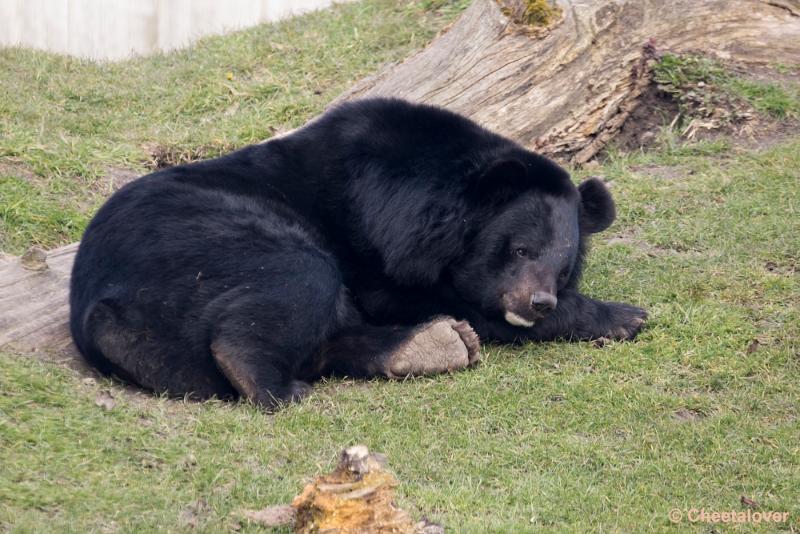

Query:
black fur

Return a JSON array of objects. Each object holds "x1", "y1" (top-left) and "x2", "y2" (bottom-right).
[{"x1": 70, "y1": 98, "x2": 646, "y2": 408}]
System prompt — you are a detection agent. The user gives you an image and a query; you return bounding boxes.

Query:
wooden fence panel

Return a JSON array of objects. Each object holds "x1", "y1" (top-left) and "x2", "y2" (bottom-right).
[{"x1": 0, "y1": 0, "x2": 352, "y2": 60}]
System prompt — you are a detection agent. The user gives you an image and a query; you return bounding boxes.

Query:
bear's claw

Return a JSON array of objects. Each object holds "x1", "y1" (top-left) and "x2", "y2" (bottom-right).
[{"x1": 605, "y1": 303, "x2": 648, "y2": 340}]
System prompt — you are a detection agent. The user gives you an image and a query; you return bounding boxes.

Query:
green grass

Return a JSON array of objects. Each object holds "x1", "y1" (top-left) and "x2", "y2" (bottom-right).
[
  {"x1": 2, "y1": 1, "x2": 800, "y2": 532},
  {"x1": 0, "y1": 174, "x2": 89, "y2": 253},
  {"x1": 0, "y1": 0, "x2": 463, "y2": 254}
]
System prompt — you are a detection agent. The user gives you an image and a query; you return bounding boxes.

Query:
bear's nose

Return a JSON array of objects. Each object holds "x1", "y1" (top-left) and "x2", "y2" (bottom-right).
[{"x1": 531, "y1": 291, "x2": 557, "y2": 313}]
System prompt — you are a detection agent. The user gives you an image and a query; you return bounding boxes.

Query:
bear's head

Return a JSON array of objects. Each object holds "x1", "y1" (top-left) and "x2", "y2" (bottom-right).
[{"x1": 451, "y1": 156, "x2": 615, "y2": 328}]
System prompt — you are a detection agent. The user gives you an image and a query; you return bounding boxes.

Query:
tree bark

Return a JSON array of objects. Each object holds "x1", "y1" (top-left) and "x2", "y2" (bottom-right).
[{"x1": 2, "y1": 0, "x2": 800, "y2": 357}]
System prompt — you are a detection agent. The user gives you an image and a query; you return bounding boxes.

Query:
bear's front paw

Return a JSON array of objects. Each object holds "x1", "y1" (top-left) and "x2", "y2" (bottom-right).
[
  {"x1": 603, "y1": 302, "x2": 647, "y2": 340},
  {"x1": 386, "y1": 317, "x2": 481, "y2": 377}
]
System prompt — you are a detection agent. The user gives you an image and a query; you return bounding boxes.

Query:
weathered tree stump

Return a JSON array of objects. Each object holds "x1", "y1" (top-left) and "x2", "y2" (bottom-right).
[
  {"x1": 240, "y1": 445, "x2": 443, "y2": 533},
  {"x1": 337, "y1": 0, "x2": 800, "y2": 163},
  {"x1": 2, "y1": 0, "x2": 800, "y2": 357}
]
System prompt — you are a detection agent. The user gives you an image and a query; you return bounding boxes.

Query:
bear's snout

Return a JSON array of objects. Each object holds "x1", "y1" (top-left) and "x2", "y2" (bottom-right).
[
  {"x1": 531, "y1": 291, "x2": 557, "y2": 314},
  {"x1": 502, "y1": 288, "x2": 556, "y2": 328}
]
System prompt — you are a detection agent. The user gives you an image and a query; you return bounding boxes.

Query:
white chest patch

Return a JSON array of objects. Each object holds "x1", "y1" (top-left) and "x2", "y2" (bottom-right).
[{"x1": 504, "y1": 311, "x2": 535, "y2": 328}]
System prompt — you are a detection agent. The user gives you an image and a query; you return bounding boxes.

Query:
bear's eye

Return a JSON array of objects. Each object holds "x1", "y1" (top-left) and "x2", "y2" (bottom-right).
[
  {"x1": 514, "y1": 247, "x2": 528, "y2": 258},
  {"x1": 558, "y1": 270, "x2": 569, "y2": 282}
]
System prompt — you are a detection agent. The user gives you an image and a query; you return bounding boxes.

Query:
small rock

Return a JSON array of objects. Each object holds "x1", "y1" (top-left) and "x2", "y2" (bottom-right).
[
  {"x1": 337, "y1": 444, "x2": 387, "y2": 476},
  {"x1": 94, "y1": 390, "x2": 116, "y2": 411},
  {"x1": 415, "y1": 519, "x2": 445, "y2": 534},
  {"x1": 740, "y1": 495, "x2": 759, "y2": 509},
  {"x1": 20, "y1": 246, "x2": 48, "y2": 271},
  {"x1": 241, "y1": 505, "x2": 296, "y2": 527},
  {"x1": 340, "y1": 444, "x2": 371, "y2": 475},
  {"x1": 582, "y1": 160, "x2": 601, "y2": 171}
]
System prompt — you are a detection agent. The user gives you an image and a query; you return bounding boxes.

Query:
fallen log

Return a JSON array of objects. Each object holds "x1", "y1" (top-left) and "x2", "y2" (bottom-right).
[
  {"x1": 2, "y1": 0, "x2": 800, "y2": 357},
  {"x1": 1, "y1": 244, "x2": 78, "y2": 356}
]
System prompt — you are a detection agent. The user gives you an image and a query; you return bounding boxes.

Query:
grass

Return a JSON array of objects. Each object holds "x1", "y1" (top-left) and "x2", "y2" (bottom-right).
[
  {"x1": 0, "y1": 0, "x2": 464, "y2": 254},
  {"x1": 2, "y1": 1, "x2": 800, "y2": 532}
]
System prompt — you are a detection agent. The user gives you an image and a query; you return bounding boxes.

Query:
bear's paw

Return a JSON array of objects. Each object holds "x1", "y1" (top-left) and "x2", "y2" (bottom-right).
[{"x1": 387, "y1": 317, "x2": 481, "y2": 377}]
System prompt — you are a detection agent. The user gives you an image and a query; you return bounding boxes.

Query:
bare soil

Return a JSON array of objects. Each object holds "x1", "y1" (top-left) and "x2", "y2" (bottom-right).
[{"x1": 608, "y1": 62, "x2": 799, "y2": 155}]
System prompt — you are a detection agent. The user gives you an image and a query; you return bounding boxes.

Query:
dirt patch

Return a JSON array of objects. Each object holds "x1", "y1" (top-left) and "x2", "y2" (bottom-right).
[
  {"x1": 612, "y1": 83, "x2": 680, "y2": 153},
  {"x1": 103, "y1": 167, "x2": 141, "y2": 190},
  {"x1": 764, "y1": 260, "x2": 798, "y2": 276},
  {"x1": 603, "y1": 227, "x2": 676, "y2": 257},
  {"x1": 727, "y1": 116, "x2": 800, "y2": 152},
  {"x1": 608, "y1": 59, "x2": 799, "y2": 154},
  {"x1": 673, "y1": 408, "x2": 704, "y2": 422},
  {"x1": 1, "y1": 329, "x2": 96, "y2": 379},
  {"x1": 0, "y1": 160, "x2": 39, "y2": 182},
  {"x1": 629, "y1": 163, "x2": 692, "y2": 181},
  {"x1": 179, "y1": 499, "x2": 213, "y2": 529},
  {"x1": 81, "y1": 167, "x2": 143, "y2": 209},
  {"x1": 732, "y1": 62, "x2": 800, "y2": 88}
]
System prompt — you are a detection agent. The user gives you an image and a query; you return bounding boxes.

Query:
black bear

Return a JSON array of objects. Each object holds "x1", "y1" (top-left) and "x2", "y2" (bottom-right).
[{"x1": 70, "y1": 98, "x2": 646, "y2": 408}]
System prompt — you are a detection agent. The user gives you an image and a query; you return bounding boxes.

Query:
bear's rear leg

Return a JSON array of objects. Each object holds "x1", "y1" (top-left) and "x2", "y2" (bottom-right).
[
  {"x1": 210, "y1": 338, "x2": 311, "y2": 409},
  {"x1": 310, "y1": 317, "x2": 481, "y2": 380},
  {"x1": 206, "y1": 258, "x2": 352, "y2": 409}
]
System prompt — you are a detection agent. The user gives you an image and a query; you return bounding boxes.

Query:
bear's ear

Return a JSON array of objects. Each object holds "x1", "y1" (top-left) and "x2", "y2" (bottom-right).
[
  {"x1": 474, "y1": 159, "x2": 528, "y2": 203},
  {"x1": 578, "y1": 177, "x2": 616, "y2": 234}
]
